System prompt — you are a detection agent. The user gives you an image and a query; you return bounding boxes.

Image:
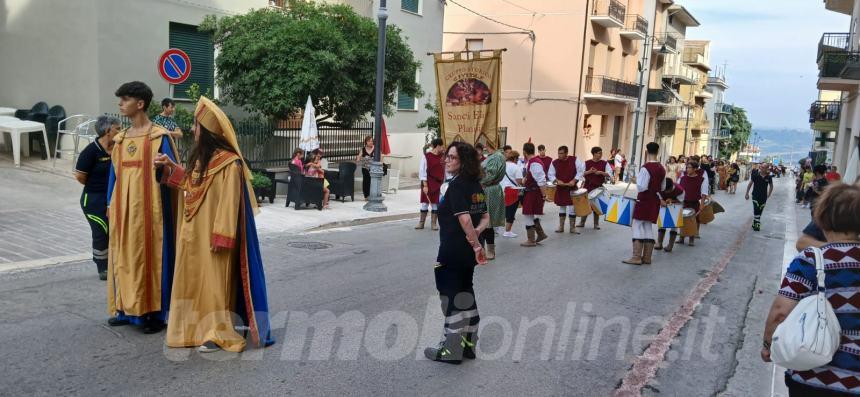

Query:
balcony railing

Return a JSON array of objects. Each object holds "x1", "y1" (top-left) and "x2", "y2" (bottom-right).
[
  {"x1": 592, "y1": 0, "x2": 626, "y2": 27},
  {"x1": 647, "y1": 88, "x2": 673, "y2": 103},
  {"x1": 818, "y1": 33, "x2": 851, "y2": 61},
  {"x1": 809, "y1": 100, "x2": 841, "y2": 123},
  {"x1": 683, "y1": 51, "x2": 707, "y2": 67},
  {"x1": 584, "y1": 75, "x2": 639, "y2": 98},
  {"x1": 819, "y1": 51, "x2": 860, "y2": 78},
  {"x1": 621, "y1": 15, "x2": 648, "y2": 38},
  {"x1": 715, "y1": 102, "x2": 732, "y2": 114},
  {"x1": 653, "y1": 32, "x2": 678, "y2": 53},
  {"x1": 710, "y1": 128, "x2": 731, "y2": 139},
  {"x1": 663, "y1": 62, "x2": 703, "y2": 84},
  {"x1": 657, "y1": 105, "x2": 685, "y2": 120}
]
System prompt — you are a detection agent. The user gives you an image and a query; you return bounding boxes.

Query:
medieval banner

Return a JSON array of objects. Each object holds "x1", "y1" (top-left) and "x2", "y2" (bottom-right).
[{"x1": 433, "y1": 50, "x2": 502, "y2": 149}]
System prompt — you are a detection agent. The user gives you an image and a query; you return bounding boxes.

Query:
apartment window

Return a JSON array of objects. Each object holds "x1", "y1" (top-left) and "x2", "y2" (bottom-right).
[
  {"x1": 620, "y1": 53, "x2": 628, "y2": 81},
  {"x1": 169, "y1": 22, "x2": 214, "y2": 99},
  {"x1": 397, "y1": 69, "x2": 420, "y2": 111},
  {"x1": 606, "y1": 47, "x2": 614, "y2": 78},
  {"x1": 588, "y1": 42, "x2": 597, "y2": 77},
  {"x1": 466, "y1": 39, "x2": 484, "y2": 52},
  {"x1": 600, "y1": 115, "x2": 609, "y2": 137},
  {"x1": 401, "y1": 0, "x2": 421, "y2": 15}
]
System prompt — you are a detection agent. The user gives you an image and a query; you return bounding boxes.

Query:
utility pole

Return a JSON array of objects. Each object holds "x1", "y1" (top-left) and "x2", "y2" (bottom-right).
[{"x1": 364, "y1": 0, "x2": 388, "y2": 212}]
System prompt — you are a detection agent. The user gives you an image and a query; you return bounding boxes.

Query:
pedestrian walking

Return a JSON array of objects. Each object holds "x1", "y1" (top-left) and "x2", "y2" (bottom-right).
[
  {"x1": 479, "y1": 145, "x2": 505, "y2": 260},
  {"x1": 825, "y1": 165, "x2": 842, "y2": 182},
  {"x1": 745, "y1": 162, "x2": 774, "y2": 231},
  {"x1": 156, "y1": 96, "x2": 274, "y2": 353},
  {"x1": 665, "y1": 156, "x2": 681, "y2": 182},
  {"x1": 547, "y1": 145, "x2": 584, "y2": 234},
  {"x1": 727, "y1": 162, "x2": 740, "y2": 194},
  {"x1": 806, "y1": 164, "x2": 830, "y2": 212},
  {"x1": 577, "y1": 146, "x2": 613, "y2": 230},
  {"x1": 106, "y1": 81, "x2": 178, "y2": 333},
  {"x1": 74, "y1": 115, "x2": 120, "y2": 280},
  {"x1": 623, "y1": 142, "x2": 665, "y2": 266},
  {"x1": 500, "y1": 150, "x2": 523, "y2": 238},
  {"x1": 424, "y1": 142, "x2": 489, "y2": 365},
  {"x1": 614, "y1": 148, "x2": 625, "y2": 183},
  {"x1": 762, "y1": 183, "x2": 860, "y2": 395},
  {"x1": 417, "y1": 138, "x2": 445, "y2": 230},
  {"x1": 520, "y1": 142, "x2": 549, "y2": 246}
]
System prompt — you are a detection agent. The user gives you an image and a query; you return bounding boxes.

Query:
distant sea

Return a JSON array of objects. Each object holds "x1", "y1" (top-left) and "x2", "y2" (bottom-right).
[{"x1": 752, "y1": 127, "x2": 815, "y2": 162}]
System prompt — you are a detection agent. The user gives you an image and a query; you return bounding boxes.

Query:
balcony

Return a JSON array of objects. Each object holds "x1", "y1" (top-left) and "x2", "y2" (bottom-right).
[
  {"x1": 825, "y1": 0, "x2": 854, "y2": 15},
  {"x1": 818, "y1": 33, "x2": 851, "y2": 61},
  {"x1": 817, "y1": 51, "x2": 860, "y2": 91},
  {"x1": 657, "y1": 105, "x2": 685, "y2": 120},
  {"x1": 663, "y1": 62, "x2": 702, "y2": 85},
  {"x1": 652, "y1": 32, "x2": 679, "y2": 54},
  {"x1": 620, "y1": 15, "x2": 648, "y2": 40},
  {"x1": 710, "y1": 128, "x2": 731, "y2": 140},
  {"x1": 809, "y1": 100, "x2": 841, "y2": 131},
  {"x1": 707, "y1": 75, "x2": 729, "y2": 89},
  {"x1": 591, "y1": 0, "x2": 626, "y2": 28},
  {"x1": 683, "y1": 51, "x2": 709, "y2": 70},
  {"x1": 715, "y1": 102, "x2": 732, "y2": 114},
  {"x1": 583, "y1": 75, "x2": 639, "y2": 102},
  {"x1": 647, "y1": 88, "x2": 673, "y2": 105}
]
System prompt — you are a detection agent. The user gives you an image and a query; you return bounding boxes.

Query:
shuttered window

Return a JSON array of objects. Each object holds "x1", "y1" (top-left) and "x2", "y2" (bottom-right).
[
  {"x1": 397, "y1": 69, "x2": 419, "y2": 111},
  {"x1": 401, "y1": 0, "x2": 420, "y2": 14},
  {"x1": 169, "y1": 22, "x2": 214, "y2": 99}
]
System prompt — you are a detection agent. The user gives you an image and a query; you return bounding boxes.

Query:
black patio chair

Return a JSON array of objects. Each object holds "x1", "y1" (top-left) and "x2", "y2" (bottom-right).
[
  {"x1": 29, "y1": 105, "x2": 65, "y2": 159},
  {"x1": 324, "y1": 161, "x2": 357, "y2": 202},
  {"x1": 286, "y1": 163, "x2": 324, "y2": 210},
  {"x1": 14, "y1": 102, "x2": 49, "y2": 121}
]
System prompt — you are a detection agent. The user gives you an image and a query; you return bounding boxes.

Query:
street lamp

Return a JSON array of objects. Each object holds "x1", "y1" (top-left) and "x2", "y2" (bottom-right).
[
  {"x1": 365, "y1": 0, "x2": 388, "y2": 212},
  {"x1": 629, "y1": 36, "x2": 669, "y2": 181}
]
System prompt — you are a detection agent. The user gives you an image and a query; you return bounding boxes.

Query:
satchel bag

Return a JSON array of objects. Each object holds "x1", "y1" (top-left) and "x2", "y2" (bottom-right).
[{"x1": 771, "y1": 246, "x2": 841, "y2": 371}]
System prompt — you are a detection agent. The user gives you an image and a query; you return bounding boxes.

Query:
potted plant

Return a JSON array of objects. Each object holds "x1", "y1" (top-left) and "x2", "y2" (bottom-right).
[{"x1": 251, "y1": 171, "x2": 273, "y2": 204}]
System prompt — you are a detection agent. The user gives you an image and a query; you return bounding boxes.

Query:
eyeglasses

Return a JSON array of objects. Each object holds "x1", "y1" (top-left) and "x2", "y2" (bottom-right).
[{"x1": 445, "y1": 154, "x2": 459, "y2": 161}]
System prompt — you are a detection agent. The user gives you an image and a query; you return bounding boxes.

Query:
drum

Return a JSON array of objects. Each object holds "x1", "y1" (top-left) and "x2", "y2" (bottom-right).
[
  {"x1": 681, "y1": 208, "x2": 698, "y2": 237},
  {"x1": 605, "y1": 194, "x2": 634, "y2": 227},
  {"x1": 545, "y1": 185, "x2": 557, "y2": 202},
  {"x1": 698, "y1": 201, "x2": 715, "y2": 224},
  {"x1": 658, "y1": 203, "x2": 684, "y2": 229},
  {"x1": 571, "y1": 188, "x2": 591, "y2": 217},
  {"x1": 587, "y1": 187, "x2": 608, "y2": 215}
]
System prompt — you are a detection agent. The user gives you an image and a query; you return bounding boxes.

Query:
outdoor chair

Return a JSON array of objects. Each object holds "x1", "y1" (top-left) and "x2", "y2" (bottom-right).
[
  {"x1": 30, "y1": 105, "x2": 65, "y2": 159},
  {"x1": 14, "y1": 102, "x2": 49, "y2": 121},
  {"x1": 286, "y1": 163, "x2": 324, "y2": 210},
  {"x1": 324, "y1": 161, "x2": 357, "y2": 202},
  {"x1": 54, "y1": 116, "x2": 95, "y2": 168}
]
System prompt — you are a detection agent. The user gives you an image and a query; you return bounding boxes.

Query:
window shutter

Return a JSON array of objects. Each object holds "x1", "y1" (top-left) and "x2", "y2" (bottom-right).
[
  {"x1": 401, "y1": 0, "x2": 419, "y2": 13},
  {"x1": 397, "y1": 90, "x2": 416, "y2": 110},
  {"x1": 169, "y1": 22, "x2": 214, "y2": 99}
]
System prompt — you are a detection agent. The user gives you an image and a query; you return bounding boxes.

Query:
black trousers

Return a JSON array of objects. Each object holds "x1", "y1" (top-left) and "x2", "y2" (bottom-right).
[
  {"x1": 434, "y1": 259, "x2": 480, "y2": 337},
  {"x1": 80, "y1": 191, "x2": 108, "y2": 274},
  {"x1": 505, "y1": 202, "x2": 518, "y2": 223},
  {"x1": 362, "y1": 168, "x2": 371, "y2": 198},
  {"x1": 480, "y1": 228, "x2": 495, "y2": 245}
]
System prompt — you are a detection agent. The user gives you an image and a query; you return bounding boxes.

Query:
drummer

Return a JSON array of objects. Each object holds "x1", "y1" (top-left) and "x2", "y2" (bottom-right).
[
  {"x1": 677, "y1": 160, "x2": 709, "y2": 246},
  {"x1": 623, "y1": 142, "x2": 665, "y2": 266},
  {"x1": 548, "y1": 145, "x2": 584, "y2": 234},
  {"x1": 655, "y1": 178, "x2": 685, "y2": 253},
  {"x1": 578, "y1": 146, "x2": 613, "y2": 230}
]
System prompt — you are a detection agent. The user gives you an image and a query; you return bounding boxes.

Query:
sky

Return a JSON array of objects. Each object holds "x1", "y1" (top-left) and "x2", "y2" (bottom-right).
[{"x1": 683, "y1": 0, "x2": 848, "y2": 130}]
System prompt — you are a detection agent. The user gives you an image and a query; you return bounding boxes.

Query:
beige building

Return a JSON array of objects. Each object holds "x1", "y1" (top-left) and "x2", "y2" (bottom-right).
[
  {"x1": 815, "y1": 0, "x2": 860, "y2": 181},
  {"x1": 443, "y1": 0, "x2": 708, "y2": 166}
]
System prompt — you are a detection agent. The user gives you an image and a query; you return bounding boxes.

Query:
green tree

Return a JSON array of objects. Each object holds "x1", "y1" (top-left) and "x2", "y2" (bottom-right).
[
  {"x1": 416, "y1": 101, "x2": 440, "y2": 149},
  {"x1": 200, "y1": 1, "x2": 422, "y2": 125},
  {"x1": 720, "y1": 106, "x2": 752, "y2": 159}
]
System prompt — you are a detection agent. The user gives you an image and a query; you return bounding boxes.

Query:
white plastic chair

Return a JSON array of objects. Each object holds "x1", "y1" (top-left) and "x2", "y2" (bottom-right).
[
  {"x1": 385, "y1": 168, "x2": 400, "y2": 194},
  {"x1": 53, "y1": 116, "x2": 94, "y2": 168}
]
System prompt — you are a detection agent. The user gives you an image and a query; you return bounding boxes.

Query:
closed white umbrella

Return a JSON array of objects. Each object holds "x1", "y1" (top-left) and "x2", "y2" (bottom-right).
[{"x1": 299, "y1": 95, "x2": 319, "y2": 152}]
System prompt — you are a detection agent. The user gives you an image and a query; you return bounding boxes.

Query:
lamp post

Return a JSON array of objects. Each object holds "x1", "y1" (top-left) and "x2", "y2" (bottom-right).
[
  {"x1": 629, "y1": 36, "x2": 668, "y2": 181},
  {"x1": 364, "y1": 0, "x2": 388, "y2": 212}
]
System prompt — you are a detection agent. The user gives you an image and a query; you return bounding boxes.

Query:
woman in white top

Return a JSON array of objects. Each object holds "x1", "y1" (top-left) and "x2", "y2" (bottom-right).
[{"x1": 501, "y1": 150, "x2": 524, "y2": 238}]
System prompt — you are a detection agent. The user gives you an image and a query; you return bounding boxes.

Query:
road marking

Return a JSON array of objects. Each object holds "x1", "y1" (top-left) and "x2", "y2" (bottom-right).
[
  {"x1": 0, "y1": 253, "x2": 90, "y2": 274},
  {"x1": 614, "y1": 215, "x2": 753, "y2": 397}
]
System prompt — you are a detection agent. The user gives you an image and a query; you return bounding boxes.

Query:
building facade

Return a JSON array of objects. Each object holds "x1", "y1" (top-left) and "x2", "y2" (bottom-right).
[
  {"x1": 705, "y1": 66, "x2": 730, "y2": 158},
  {"x1": 816, "y1": 0, "x2": 860, "y2": 182}
]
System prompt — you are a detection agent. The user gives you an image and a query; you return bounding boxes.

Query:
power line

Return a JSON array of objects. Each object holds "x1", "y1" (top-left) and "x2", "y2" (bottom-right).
[{"x1": 447, "y1": 0, "x2": 532, "y2": 33}]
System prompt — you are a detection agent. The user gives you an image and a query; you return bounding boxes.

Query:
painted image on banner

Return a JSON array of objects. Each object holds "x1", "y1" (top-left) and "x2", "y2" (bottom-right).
[{"x1": 434, "y1": 50, "x2": 502, "y2": 149}]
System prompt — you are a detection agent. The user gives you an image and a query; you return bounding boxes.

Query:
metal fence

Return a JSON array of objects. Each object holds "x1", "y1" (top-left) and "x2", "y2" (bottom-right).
[
  {"x1": 584, "y1": 75, "x2": 639, "y2": 98},
  {"x1": 105, "y1": 113, "x2": 372, "y2": 168}
]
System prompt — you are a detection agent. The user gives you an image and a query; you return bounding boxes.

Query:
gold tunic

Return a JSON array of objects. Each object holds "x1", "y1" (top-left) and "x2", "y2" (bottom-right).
[
  {"x1": 107, "y1": 126, "x2": 173, "y2": 317},
  {"x1": 165, "y1": 150, "x2": 246, "y2": 352}
]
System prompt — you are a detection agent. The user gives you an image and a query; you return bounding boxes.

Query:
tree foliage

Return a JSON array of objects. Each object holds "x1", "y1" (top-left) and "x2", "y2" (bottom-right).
[
  {"x1": 720, "y1": 106, "x2": 752, "y2": 159},
  {"x1": 416, "y1": 101, "x2": 440, "y2": 148},
  {"x1": 200, "y1": 1, "x2": 422, "y2": 125}
]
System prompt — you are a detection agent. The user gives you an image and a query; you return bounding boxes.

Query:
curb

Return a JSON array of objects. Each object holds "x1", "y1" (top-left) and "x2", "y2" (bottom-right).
[{"x1": 305, "y1": 212, "x2": 418, "y2": 232}]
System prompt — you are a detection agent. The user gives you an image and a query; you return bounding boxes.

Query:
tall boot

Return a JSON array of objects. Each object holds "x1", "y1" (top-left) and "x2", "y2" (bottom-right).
[
  {"x1": 555, "y1": 215, "x2": 566, "y2": 233},
  {"x1": 593, "y1": 213, "x2": 601, "y2": 230},
  {"x1": 534, "y1": 219, "x2": 548, "y2": 243},
  {"x1": 655, "y1": 229, "x2": 666, "y2": 250},
  {"x1": 415, "y1": 211, "x2": 427, "y2": 230},
  {"x1": 569, "y1": 216, "x2": 580, "y2": 234},
  {"x1": 431, "y1": 211, "x2": 439, "y2": 231},
  {"x1": 577, "y1": 215, "x2": 586, "y2": 228},
  {"x1": 622, "y1": 240, "x2": 644, "y2": 265},
  {"x1": 424, "y1": 333, "x2": 463, "y2": 365},
  {"x1": 664, "y1": 231, "x2": 677, "y2": 252},
  {"x1": 642, "y1": 240, "x2": 655, "y2": 265},
  {"x1": 486, "y1": 244, "x2": 496, "y2": 260},
  {"x1": 462, "y1": 332, "x2": 478, "y2": 359},
  {"x1": 520, "y1": 227, "x2": 537, "y2": 247},
  {"x1": 688, "y1": 236, "x2": 695, "y2": 246}
]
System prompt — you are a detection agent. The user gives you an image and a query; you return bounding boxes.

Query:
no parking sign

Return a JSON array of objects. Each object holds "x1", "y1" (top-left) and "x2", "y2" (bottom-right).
[{"x1": 158, "y1": 48, "x2": 192, "y2": 85}]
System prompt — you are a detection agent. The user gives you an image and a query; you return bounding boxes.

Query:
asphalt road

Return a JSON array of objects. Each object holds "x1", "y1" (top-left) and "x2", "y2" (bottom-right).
[{"x1": 0, "y1": 176, "x2": 796, "y2": 396}]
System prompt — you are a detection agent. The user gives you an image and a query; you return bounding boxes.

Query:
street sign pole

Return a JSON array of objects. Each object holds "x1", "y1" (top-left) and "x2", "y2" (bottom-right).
[{"x1": 364, "y1": 0, "x2": 388, "y2": 212}]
